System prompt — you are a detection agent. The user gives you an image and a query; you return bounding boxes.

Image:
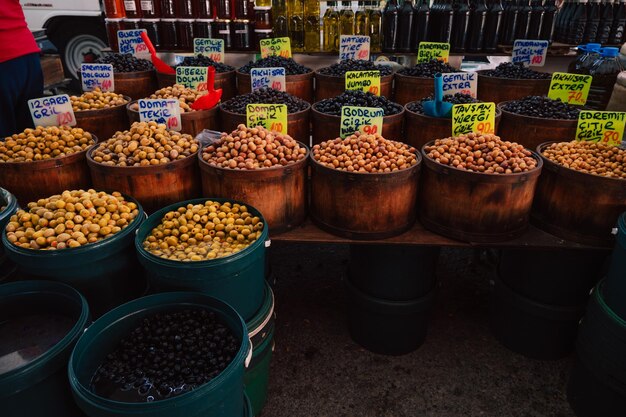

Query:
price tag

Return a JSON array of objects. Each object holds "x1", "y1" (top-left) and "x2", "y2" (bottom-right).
[
  {"x1": 451, "y1": 103, "x2": 496, "y2": 136},
  {"x1": 193, "y1": 38, "x2": 225, "y2": 62},
  {"x1": 137, "y1": 99, "x2": 182, "y2": 131},
  {"x1": 117, "y1": 29, "x2": 149, "y2": 58},
  {"x1": 259, "y1": 37, "x2": 292, "y2": 58},
  {"x1": 339, "y1": 35, "x2": 371, "y2": 61},
  {"x1": 442, "y1": 72, "x2": 477, "y2": 98},
  {"x1": 575, "y1": 111, "x2": 626, "y2": 146},
  {"x1": 417, "y1": 42, "x2": 451, "y2": 63},
  {"x1": 345, "y1": 70, "x2": 381, "y2": 95},
  {"x1": 548, "y1": 72, "x2": 592, "y2": 106},
  {"x1": 28, "y1": 94, "x2": 76, "y2": 127},
  {"x1": 246, "y1": 103, "x2": 288, "y2": 134},
  {"x1": 176, "y1": 66, "x2": 208, "y2": 91},
  {"x1": 340, "y1": 106, "x2": 384, "y2": 139},
  {"x1": 512, "y1": 40, "x2": 549, "y2": 67},
  {"x1": 251, "y1": 67, "x2": 286, "y2": 91},
  {"x1": 80, "y1": 63, "x2": 115, "y2": 92}
]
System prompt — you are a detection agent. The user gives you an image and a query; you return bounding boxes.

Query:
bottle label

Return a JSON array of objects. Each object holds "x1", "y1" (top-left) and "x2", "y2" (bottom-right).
[
  {"x1": 576, "y1": 111, "x2": 626, "y2": 146},
  {"x1": 28, "y1": 94, "x2": 76, "y2": 127},
  {"x1": 246, "y1": 103, "x2": 288, "y2": 135},
  {"x1": 193, "y1": 38, "x2": 225, "y2": 62},
  {"x1": 140, "y1": 0, "x2": 153, "y2": 11},
  {"x1": 138, "y1": 99, "x2": 182, "y2": 131},
  {"x1": 80, "y1": 63, "x2": 115, "y2": 92},
  {"x1": 251, "y1": 67, "x2": 286, "y2": 92},
  {"x1": 117, "y1": 29, "x2": 150, "y2": 58},
  {"x1": 175, "y1": 66, "x2": 209, "y2": 91},
  {"x1": 512, "y1": 40, "x2": 549, "y2": 67},
  {"x1": 345, "y1": 70, "x2": 381, "y2": 95},
  {"x1": 417, "y1": 42, "x2": 451, "y2": 63},
  {"x1": 340, "y1": 106, "x2": 384, "y2": 139},
  {"x1": 339, "y1": 35, "x2": 371, "y2": 61},
  {"x1": 548, "y1": 72, "x2": 593, "y2": 106},
  {"x1": 451, "y1": 103, "x2": 496, "y2": 136},
  {"x1": 260, "y1": 37, "x2": 292, "y2": 58},
  {"x1": 124, "y1": 1, "x2": 137, "y2": 11},
  {"x1": 442, "y1": 72, "x2": 477, "y2": 98}
]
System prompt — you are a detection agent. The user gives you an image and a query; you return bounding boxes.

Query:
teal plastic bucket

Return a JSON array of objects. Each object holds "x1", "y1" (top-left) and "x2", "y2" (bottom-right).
[
  {"x1": 0, "y1": 280, "x2": 90, "y2": 417},
  {"x1": 243, "y1": 393, "x2": 252, "y2": 416},
  {"x1": 0, "y1": 188, "x2": 18, "y2": 281},
  {"x1": 603, "y1": 213, "x2": 626, "y2": 318},
  {"x1": 135, "y1": 198, "x2": 269, "y2": 321},
  {"x1": 244, "y1": 282, "x2": 275, "y2": 416},
  {"x1": 2, "y1": 195, "x2": 146, "y2": 318},
  {"x1": 69, "y1": 292, "x2": 251, "y2": 417}
]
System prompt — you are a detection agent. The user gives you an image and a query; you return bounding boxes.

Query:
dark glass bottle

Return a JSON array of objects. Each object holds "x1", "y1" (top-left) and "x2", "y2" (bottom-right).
[
  {"x1": 451, "y1": 0, "x2": 470, "y2": 52},
  {"x1": 484, "y1": 0, "x2": 504, "y2": 50},
  {"x1": 429, "y1": 0, "x2": 454, "y2": 42},
  {"x1": 554, "y1": 0, "x2": 572, "y2": 41},
  {"x1": 500, "y1": 0, "x2": 519, "y2": 45},
  {"x1": 584, "y1": 0, "x2": 602, "y2": 42},
  {"x1": 596, "y1": 0, "x2": 614, "y2": 42},
  {"x1": 273, "y1": 0, "x2": 289, "y2": 37},
  {"x1": 398, "y1": 0, "x2": 415, "y2": 51},
  {"x1": 540, "y1": 0, "x2": 558, "y2": 41},
  {"x1": 177, "y1": 0, "x2": 194, "y2": 17},
  {"x1": 515, "y1": 0, "x2": 532, "y2": 39},
  {"x1": 526, "y1": 0, "x2": 544, "y2": 39},
  {"x1": 567, "y1": 0, "x2": 589, "y2": 44},
  {"x1": 611, "y1": 0, "x2": 626, "y2": 44},
  {"x1": 413, "y1": 0, "x2": 430, "y2": 49},
  {"x1": 382, "y1": 0, "x2": 400, "y2": 52},
  {"x1": 467, "y1": 0, "x2": 488, "y2": 51}
]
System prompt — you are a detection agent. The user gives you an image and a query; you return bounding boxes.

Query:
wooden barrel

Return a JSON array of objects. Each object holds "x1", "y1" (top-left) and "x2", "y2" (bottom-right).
[
  {"x1": 113, "y1": 70, "x2": 158, "y2": 100},
  {"x1": 404, "y1": 104, "x2": 502, "y2": 149},
  {"x1": 393, "y1": 73, "x2": 438, "y2": 105},
  {"x1": 477, "y1": 71, "x2": 552, "y2": 104},
  {"x1": 236, "y1": 71, "x2": 314, "y2": 103},
  {"x1": 311, "y1": 105, "x2": 404, "y2": 145},
  {"x1": 74, "y1": 96, "x2": 131, "y2": 141},
  {"x1": 218, "y1": 105, "x2": 311, "y2": 145},
  {"x1": 418, "y1": 143, "x2": 543, "y2": 242},
  {"x1": 531, "y1": 142, "x2": 626, "y2": 247},
  {"x1": 309, "y1": 153, "x2": 421, "y2": 239},
  {"x1": 127, "y1": 101, "x2": 219, "y2": 138},
  {"x1": 497, "y1": 102, "x2": 578, "y2": 150},
  {"x1": 314, "y1": 71, "x2": 394, "y2": 101},
  {"x1": 0, "y1": 138, "x2": 96, "y2": 204},
  {"x1": 156, "y1": 70, "x2": 238, "y2": 100},
  {"x1": 86, "y1": 148, "x2": 201, "y2": 214},
  {"x1": 198, "y1": 144, "x2": 309, "y2": 235}
]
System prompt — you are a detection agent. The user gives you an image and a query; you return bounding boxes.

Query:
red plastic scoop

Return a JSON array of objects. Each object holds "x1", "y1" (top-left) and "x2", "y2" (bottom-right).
[
  {"x1": 191, "y1": 66, "x2": 222, "y2": 111},
  {"x1": 140, "y1": 32, "x2": 175, "y2": 75}
]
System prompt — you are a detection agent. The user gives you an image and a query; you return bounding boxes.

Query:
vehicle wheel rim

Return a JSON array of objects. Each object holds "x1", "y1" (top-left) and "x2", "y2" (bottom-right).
[{"x1": 64, "y1": 34, "x2": 107, "y2": 79}]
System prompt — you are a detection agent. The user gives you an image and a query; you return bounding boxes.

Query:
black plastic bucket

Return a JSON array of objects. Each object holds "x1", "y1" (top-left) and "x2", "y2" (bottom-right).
[
  {"x1": 603, "y1": 213, "x2": 626, "y2": 318},
  {"x1": 0, "y1": 280, "x2": 90, "y2": 417},
  {"x1": 567, "y1": 282, "x2": 626, "y2": 417},
  {"x1": 0, "y1": 188, "x2": 18, "y2": 282},
  {"x1": 346, "y1": 278, "x2": 437, "y2": 356}
]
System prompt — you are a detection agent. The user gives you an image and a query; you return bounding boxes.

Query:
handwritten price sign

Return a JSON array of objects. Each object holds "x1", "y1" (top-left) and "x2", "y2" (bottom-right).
[
  {"x1": 260, "y1": 37, "x2": 292, "y2": 59},
  {"x1": 81, "y1": 63, "x2": 115, "y2": 92},
  {"x1": 340, "y1": 106, "x2": 384, "y2": 139},
  {"x1": 339, "y1": 35, "x2": 371, "y2": 61},
  {"x1": 117, "y1": 29, "x2": 149, "y2": 58},
  {"x1": 28, "y1": 94, "x2": 76, "y2": 127},
  {"x1": 442, "y1": 72, "x2": 477, "y2": 98},
  {"x1": 417, "y1": 42, "x2": 451, "y2": 63},
  {"x1": 512, "y1": 40, "x2": 549, "y2": 67},
  {"x1": 246, "y1": 103, "x2": 288, "y2": 134},
  {"x1": 345, "y1": 70, "x2": 381, "y2": 95},
  {"x1": 176, "y1": 66, "x2": 209, "y2": 91},
  {"x1": 452, "y1": 103, "x2": 496, "y2": 136},
  {"x1": 548, "y1": 72, "x2": 592, "y2": 106},
  {"x1": 251, "y1": 67, "x2": 286, "y2": 91},
  {"x1": 193, "y1": 38, "x2": 225, "y2": 62},
  {"x1": 575, "y1": 111, "x2": 626, "y2": 146},
  {"x1": 138, "y1": 99, "x2": 182, "y2": 131}
]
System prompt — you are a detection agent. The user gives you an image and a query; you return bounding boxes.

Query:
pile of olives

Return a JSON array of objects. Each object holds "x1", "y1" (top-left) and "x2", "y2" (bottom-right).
[
  {"x1": 314, "y1": 90, "x2": 403, "y2": 116},
  {"x1": 220, "y1": 88, "x2": 309, "y2": 114},
  {"x1": 238, "y1": 56, "x2": 311, "y2": 75},
  {"x1": 542, "y1": 141, "x2": 626, "y2": 178},
  {"x1": 483, "y1": 62, "x2": 552, "y2": 80},
  {"x1": 317, "y1": 59, "x2": 393, "y2": 77},
  {"x1": 94, "y1": 53, "x2": 154, "y2": 73},
  {"x1": 396, "y1": 60, "x2": 457, "y2": 78},
  {"x1": 0, "y1": 126, "x2": 94, "y2": 163},
  {"x1": 502, "y1": 96, "x2": 581, "y2": 120},
  {"x1": 71, "y1": 88, "x2": 128, "y2": 111},
  {"x1": 406, "y1": 93, "x2": 480, "y2": 115}
]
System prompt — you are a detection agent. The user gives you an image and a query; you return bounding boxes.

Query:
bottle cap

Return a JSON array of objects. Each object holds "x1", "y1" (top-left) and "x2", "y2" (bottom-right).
[
  {"x1": 577, "y1": 45, "x2": 588, "y2": 52},
  {"x1": 602, "y1": 47, "x2": 620, "y2": 57},
  {"x1": 586, "y1": 43, "x2": 601, "y2": 51}
]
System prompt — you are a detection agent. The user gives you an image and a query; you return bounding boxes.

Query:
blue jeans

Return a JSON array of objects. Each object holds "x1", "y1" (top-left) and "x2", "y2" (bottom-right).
[{"x1": 0, "y1": 53, "x2": 44, "y2": 137}]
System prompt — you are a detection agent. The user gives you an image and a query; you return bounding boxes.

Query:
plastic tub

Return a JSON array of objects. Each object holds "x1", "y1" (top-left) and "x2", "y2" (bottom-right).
[
  {"x1": 601, "y1": 213, "x2": 626, "y2": 317},
  {"x1": 0, "y1": 280, "x2": 90, "y2": 417}
]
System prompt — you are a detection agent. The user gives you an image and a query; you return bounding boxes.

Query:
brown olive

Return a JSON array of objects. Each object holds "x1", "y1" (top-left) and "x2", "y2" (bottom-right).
[
  {"x1": 70, "y1": 88, "x2": 128, "y2": 111},
  {"x1": 0, "y1": 126, "x2": 94, "y2": 163},
  {"x1": 542, "y1": 141, "x2": 626, "y2": 179}
]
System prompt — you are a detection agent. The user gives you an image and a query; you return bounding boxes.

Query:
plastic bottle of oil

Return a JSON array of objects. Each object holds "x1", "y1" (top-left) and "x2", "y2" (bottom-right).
[
  {"x1": 340, "y1": 1, "x2": 356, "y2": 35},
  {"x1": 304, "y1": 0, "x2": 321, "y2": 51},
  {"x1": 287, "y1": 0, "x2": 305, "y2": 51},
  {"x1": 356, "y1": 1, "x2": 370, "y2": 35},
  {"x1": 324, "y1": 1, "x2": 340, "y2": 51},
  {"x1": 273, "y1": 0, "x2": 289, "y2": 37},
  {"x1": 369, "y1": 0, "x2": 383, "y2": 52}
]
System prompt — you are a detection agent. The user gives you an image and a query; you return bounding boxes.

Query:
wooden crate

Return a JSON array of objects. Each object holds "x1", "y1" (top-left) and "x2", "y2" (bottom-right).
[{"x1": 40, "y1": 54, "x2": 65, "y2": 87}]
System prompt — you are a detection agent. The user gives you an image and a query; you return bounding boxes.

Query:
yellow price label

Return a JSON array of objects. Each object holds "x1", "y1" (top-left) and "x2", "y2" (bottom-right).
[
  {"x1": 340, "y1": 106, "x2": 384, "y2": 139},
  {"x1": 451, "y1": 103, "x2": 496, "y2": 137},
  {"x1": 176, "y1": 66, "x2": 208, "y2": 91},
  {"x1": 259, "y1": 37, "x2": 292, "y2": 58},
  {"x1": 548, "y1": 72, "x2": 592, "y2": 106},
  {"x1": 417, "y1": 42, "x2": 451, "y2": 63},
  {"x1": 246, "y1": 103, "x2": 288, "y2": 135},
  {"x1": 575, "y1": 111, "x2": 626, "y2": 146},
  {"x1": 345, "y1": 71, "x2": 381, "y2": 95}
]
